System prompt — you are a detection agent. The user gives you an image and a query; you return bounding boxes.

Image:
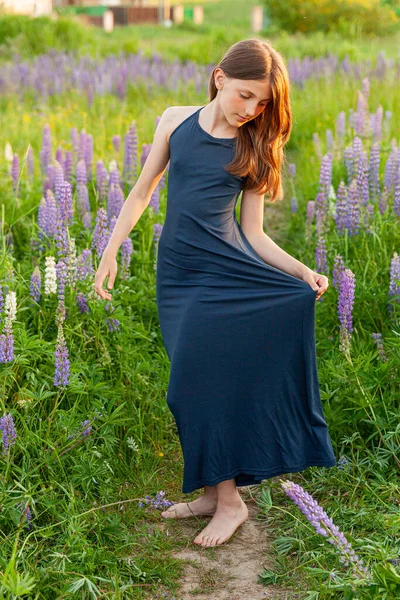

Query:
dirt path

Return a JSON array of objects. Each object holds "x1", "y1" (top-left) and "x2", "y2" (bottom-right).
[{"x1": 154, "y1": 486, "x2": 299, "y2": 600}]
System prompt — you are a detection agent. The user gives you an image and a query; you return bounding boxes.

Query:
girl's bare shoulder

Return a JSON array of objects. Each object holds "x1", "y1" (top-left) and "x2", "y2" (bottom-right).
[{"x1": 165, "y1": 105, "x2": 203, "y2": 144}]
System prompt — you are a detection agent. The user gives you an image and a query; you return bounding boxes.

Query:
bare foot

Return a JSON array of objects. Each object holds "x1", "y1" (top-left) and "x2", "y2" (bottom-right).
[
  {"x1": 161, "y1": 495, "x2": 217, "y2": 519},
  {"x1": 193, "y1": 497, "x2": 249, "y2": 547}
]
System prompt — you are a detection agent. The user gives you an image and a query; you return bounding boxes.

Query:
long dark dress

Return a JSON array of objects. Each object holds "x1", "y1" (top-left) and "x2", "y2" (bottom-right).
[{"x1": 156, "y1": 106, "x2": 336, "y2": 494}]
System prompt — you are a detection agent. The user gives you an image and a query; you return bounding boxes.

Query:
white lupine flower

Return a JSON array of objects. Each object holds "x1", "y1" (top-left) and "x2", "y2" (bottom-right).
[
  {"x1": 108, "y1": 159, "x2": 117, "y2": 172},
  {"x1": 44, "y1": 256, "x2": 57, "y2": 295},
  {"x1": 4, "y1": 291, "x2": 17, "y2": 323},
  {"x1": 5, "y1": 142, "x2": 13, "y2": 163}
]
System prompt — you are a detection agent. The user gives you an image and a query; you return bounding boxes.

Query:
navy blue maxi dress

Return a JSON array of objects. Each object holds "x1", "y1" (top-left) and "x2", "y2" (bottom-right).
[{"x1": 156, "y1": 106, "x2": 336, "y2": 494}]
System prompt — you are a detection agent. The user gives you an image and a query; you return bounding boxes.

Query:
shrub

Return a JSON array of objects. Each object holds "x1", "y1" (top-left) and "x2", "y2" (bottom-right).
[{"x1": 265, "y1": 0, "x2": 399, "y2": 36}]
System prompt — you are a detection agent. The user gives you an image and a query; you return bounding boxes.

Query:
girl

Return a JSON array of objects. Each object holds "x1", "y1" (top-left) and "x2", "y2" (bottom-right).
[{"x1": 95, "y1": 38, "x2": 337, "y2": 549}]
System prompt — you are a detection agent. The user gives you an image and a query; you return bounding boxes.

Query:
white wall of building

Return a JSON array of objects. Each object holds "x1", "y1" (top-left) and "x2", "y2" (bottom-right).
[{"x1": 1, "y1": 0, "x2": 53, "y2": 17}]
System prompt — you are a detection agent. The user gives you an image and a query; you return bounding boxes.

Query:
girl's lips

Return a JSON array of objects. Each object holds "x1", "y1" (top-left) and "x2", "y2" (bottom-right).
[{"x1": 237, "y1": 114, "x2": 247, "y2": 122}]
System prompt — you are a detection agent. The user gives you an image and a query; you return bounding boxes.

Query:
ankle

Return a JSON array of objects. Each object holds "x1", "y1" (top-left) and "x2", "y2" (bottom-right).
[
  {"x1": 203, "y1": 486, "x2": 217, "y2": 500},
  {"x1": 217, "y1": 495, "x2": 243, "y2": 509}
]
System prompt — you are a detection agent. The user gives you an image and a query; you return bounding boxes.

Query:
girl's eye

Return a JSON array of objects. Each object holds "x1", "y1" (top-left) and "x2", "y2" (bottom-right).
[{"x1": 240, "y1": 93, "x2": 269, "y2": 106}]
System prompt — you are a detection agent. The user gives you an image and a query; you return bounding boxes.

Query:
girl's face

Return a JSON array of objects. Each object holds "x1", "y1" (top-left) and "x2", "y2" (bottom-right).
[{"x1": 215, "y1": 69, "x2": 273, "y2": 128}]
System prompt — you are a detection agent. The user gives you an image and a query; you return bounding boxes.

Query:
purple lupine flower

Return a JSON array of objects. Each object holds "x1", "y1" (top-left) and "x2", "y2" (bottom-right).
[
  {"x1": 45, "y1": 163, "x2": 54, "y2": 193},
  {"x1": 54, "y1": 324, "x2": 70, "y2": 387},
  {"x1": 63, "y1": 151, "x2": 73, "y2": 184},
  {"x1": 338, "y1": 268, "x2": 356, "y2": 354},
  {"x1": 59, "y1": 180, "x2": 74, "y2": 228},
  {"x1": 288, "y1": 163, "x2": 296, "y2": 178},
  {"x1": 83, "y1": 212, "x2": 92, "y2": 230},
  {"x1": 318, "y1": 154, "x2": 332, "y2": 220},
  {"x1": 106, "y1": 317, "x2": 120, "y2": 332},
  {"x1": 26, "y1": 144, "x2": 34, "y2": 180},
  {"x1": 107, "y1": 183, "x2": 124, "y2": 223},
  {"x1": 347, "y1": 179, "x2": 361, "y2": 236},
  {"x1": 0, "y1": 412, "x2": 17, "y2": 455},
  {"x1": 77, "y1": 293, "x2": 90, "y2": 314},
  {"x1": 354, "y1": 90, "x2": 367, "y2": 138},
  {"x1": 280, "y1": 479, "x2": 370, "y2": 579},
  {"x1": 11, "y1": 154, "x2": 20, "y2": 195},
  {"x1": 335, "y1": 182, "x2": 347, "y2": 235},
  {"x1": 53, "y1": 160, "x2": 64, "y2": 203},
  {"x1": 76, "y1": 159, "x2": 87, "y2": 191},
  {"x1": 91, "y1": 208, "x2": 110, "y2": 259},
  {"x1": 84, "y1": 133, "x2": 93, "y2": 181},
  {"x1": 140, "y1": 144, "x2": 151, "y2": 168},
  {"x1": 352, "y1": 136, "x2": 363, "y2": 167},
  {"x1": 16, "y1": 501, "x2": 32, "y2": 528},
  {"x1": 384, "y1": 147, "x2": 397, "y2": 195},
  {"x1": 40, "y1": 124, "x2": 52, "y2": 175},
  {"x1": 389, "y1": 252, "x2": 400, "y2": 303},
  {"x1": 337, "y1": 455, "x2": 350, "y2": 469},
  {"x1": 37, "y1": 196, "x2": 48, "y2": 242},
  {"x1": 123, "y1": 121, "x2": 138, "y2": 186},
  {"x1": 290, "y1": 196, "x2": 298, "y2": 214},
  {"x1": 138, "y1": 490, "x2": 174, "y2": 511},
  {"x1": 56, "y1": 259, "x2": 69, "y2": 303},
  {"x1": 76, "y1": 249, "x2": 94, "y2": 281},
  {"x1": 369, "y1": 142, "x2": 381, "y2": 204},
  {"x1": 371, "y1": 333, "x2": 387, "y2": 362},
  {"x1": 394, "y1": 162, "x2": 400, "y2": 217},
  {"x1": 344, "y1": 145, "x2": 354, "y2": 185},
  {"x1": 356, "y1": 151, "x2": 369, "y2": 207},
  {"x1": 121, "y1": 236, "x2": 133, "y2": 279},
  {"x1": 105, "y1": 302, "x2": 120, "y2": 332},
  {"x1": 30, "y1": 266, "x2": 41, "y2": 303},
  {"x1": 81, "y1": 419, "x2": 92, "y2": 436},
  {"x1": 315, "y1": 194, "x2": 326, "y2": 238},
  {"x1": 78, "y1": 129, "x2": 86, "y2": 162},
  {"x1": 361, "y1": 77, "x2": 370, "y2": 102},
  {"x1": 96, "y1": 160, "x2": 107, "y2": 200},
  {"x1": 149, "y1": 186, "x2": 160, "y2": 213},
  {"x1": 332, "y1": 255, "x2": 345, "y2": 291},
  {"x1": 112, "y1": 135, "x2": 121, "y2": 153},
  {"x1": 16, "y1": 502, "x2": 32, "y2": 530},
  {"x1": 306, "y1": 200, "x2": 315, "y2": 226},
  {"x1": 46, "y1": 189, "x2": 58, "y2": 237},
  {"x1": 77, "y1": 184, "x2": 90, "y2": 221},
  {"x1": 55, "y1": 146, "x2": 63, "y2": 165},
  {"x1": 0, "y1": 286, "x2": 4, "y2": 323},
  {"x1": 315, "y1": 236, "x2": 328, "y2": 274},
  {"x1": 109, "y1": 162, "x2": 121, "y2": 189},
  {"x1": 54, "y1": 206, "x2": 70, "y2": 261}
]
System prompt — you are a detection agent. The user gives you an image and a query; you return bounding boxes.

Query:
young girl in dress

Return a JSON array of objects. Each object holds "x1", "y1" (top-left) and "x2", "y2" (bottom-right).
[{"x1": 95, "y1": 38, "x2": 334, "y2": 549}]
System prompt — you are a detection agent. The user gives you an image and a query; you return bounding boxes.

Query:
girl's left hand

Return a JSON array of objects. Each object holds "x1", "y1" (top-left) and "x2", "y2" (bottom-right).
[{"x1": 302, "y1": 270, "x2": 329, "y2": 301}]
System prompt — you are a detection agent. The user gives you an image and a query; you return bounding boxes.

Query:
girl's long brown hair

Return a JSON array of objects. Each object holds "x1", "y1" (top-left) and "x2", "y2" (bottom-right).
[{"x1": 208, "y1": 38, "x2": 292, "y2": 203}]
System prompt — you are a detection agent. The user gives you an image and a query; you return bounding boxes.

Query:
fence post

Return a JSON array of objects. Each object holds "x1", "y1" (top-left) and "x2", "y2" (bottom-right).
[
  {"x1": 172, "y1": 4, "x2": 184, "y2": 24},
  {"x1": 193, "y1": 5, "x2": 204, "y2": 25},
  {"x1": 103, "y1": 10, "x2": 114, "y2": 32}
]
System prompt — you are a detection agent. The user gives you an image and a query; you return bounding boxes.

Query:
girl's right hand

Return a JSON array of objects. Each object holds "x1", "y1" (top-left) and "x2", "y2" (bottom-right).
[{"x1": 94, "y1": 252, "x2": 118, "y2": 301}]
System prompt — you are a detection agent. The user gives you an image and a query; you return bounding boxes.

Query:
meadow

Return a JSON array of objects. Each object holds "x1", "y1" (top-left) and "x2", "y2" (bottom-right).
[{"x1": 0, "y1": 8, "x2": 399, "y2": 600}]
